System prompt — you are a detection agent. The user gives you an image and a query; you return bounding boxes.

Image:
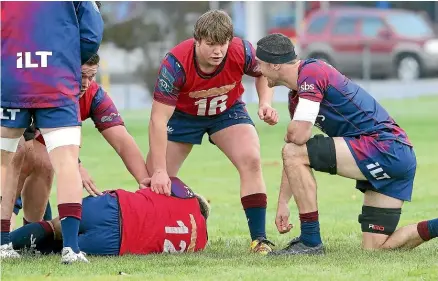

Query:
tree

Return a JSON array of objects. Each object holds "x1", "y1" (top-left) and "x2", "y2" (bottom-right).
[{"x1": 102, "y1": 2, "x2": 211, "y2": 95}]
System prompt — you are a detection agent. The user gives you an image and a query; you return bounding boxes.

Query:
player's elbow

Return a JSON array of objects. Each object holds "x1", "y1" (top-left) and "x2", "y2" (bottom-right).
[{"x1": 286, "y1": 133, "x2": 309, "y2": 146}]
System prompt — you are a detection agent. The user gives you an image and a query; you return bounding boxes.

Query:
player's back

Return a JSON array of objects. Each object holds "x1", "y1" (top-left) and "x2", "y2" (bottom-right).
[
  {"x1": 2, "y1": 2, "x2": 85, "y2": 108},
  {"x1": 116, "y1": 188, "x2": 208, "y2": 255},
  {"x1": 296, "y1": 59, "x2": 411, "y2": 145}
]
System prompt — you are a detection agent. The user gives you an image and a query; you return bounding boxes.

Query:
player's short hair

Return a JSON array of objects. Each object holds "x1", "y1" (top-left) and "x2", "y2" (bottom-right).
[
  {"x1": 85, "y1": 53, "x2": 100, "y2": 66},
  {"x1": 195, "y1": 193, "x2": 211, "y2": 220},
  {"x1": 194, "y1": 10, "x2": 233, "y2": 45},
  {"x1": 256, "y1": 33, "x2": 297, "y2": 64}
]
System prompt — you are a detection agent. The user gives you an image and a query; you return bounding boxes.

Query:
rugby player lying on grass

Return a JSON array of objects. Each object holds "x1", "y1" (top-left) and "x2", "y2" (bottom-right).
[{"x1": 10, "y1": 177, "x2": 210, "y2": 259}]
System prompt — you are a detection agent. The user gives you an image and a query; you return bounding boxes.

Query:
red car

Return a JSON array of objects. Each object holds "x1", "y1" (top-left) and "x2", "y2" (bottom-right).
[{"x1": 298, "y1": 7, "x2": 438, "y2": 80}]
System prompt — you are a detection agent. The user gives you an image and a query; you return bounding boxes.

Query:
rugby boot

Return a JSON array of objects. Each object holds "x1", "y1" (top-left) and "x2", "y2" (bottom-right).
[
  {"x1": 0, "y1": 243, "x2": 20, "y2": 259},
  {"x1": 269, "y1": 237, "x2": 324, "y2": 256},
  {"x1": 250, "y1": 237, "x2": 275, "y2": 255},
  {"x1": 61, "y1": 247, "x2": 89, "y2": 264}
]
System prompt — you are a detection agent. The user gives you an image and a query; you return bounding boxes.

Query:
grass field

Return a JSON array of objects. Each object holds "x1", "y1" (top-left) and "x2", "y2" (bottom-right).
[{"x1": 2, "y1": 96, "x2": 438, "y2": 281}]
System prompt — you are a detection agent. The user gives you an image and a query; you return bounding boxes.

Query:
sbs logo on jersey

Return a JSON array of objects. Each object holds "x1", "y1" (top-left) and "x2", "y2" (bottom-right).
[{"x1": 300, "y1": 82, "x2": 315, "y2": 92}]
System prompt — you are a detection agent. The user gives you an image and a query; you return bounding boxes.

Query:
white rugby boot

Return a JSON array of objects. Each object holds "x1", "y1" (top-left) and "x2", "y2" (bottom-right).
[
  {"x1": 0, "y1": 243, "x2": 21, "y2": 259},
  {"x1": 61, "y1": 247, "x2": 89, "y2": 264}
]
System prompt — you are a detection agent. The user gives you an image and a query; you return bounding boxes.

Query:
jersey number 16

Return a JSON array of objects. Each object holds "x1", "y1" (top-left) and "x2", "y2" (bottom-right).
[{"x1": 195, "y1": 95, "x2": 228, "y2": 116}]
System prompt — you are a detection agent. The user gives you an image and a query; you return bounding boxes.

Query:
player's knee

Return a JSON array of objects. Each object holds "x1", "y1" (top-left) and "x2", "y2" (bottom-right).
[
  {"x1": 358, "y1": 205, "x2": 401, "y2": 237},
  {"x1": 41, "y1": 127, "x2": 81, "y2": 153},
  {"x1": 236, "y1": 148, "x2": 262, "y2": 174},
  {"x1": 282, "y1": 142, "x2": 304, "y2": 166}
]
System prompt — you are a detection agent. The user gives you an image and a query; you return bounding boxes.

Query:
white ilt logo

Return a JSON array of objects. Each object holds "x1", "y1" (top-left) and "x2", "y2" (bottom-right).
[
  {"x1": 17, "y1": 51, "x2": 52, "y2": 69},
  {"x1": 366, "y1": 162, "x2": 391, "y2": 180}
]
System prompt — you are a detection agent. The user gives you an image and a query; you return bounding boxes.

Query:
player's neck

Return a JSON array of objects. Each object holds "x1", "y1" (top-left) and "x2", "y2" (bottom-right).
[{"x1": 280, "y1": 62, "x2": 300, "y2": 90}]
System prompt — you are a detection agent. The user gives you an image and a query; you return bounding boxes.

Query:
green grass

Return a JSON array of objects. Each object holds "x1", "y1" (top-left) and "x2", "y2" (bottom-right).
[{"x1": 2, "y1": 96, "x2": 438, "y2": 281}]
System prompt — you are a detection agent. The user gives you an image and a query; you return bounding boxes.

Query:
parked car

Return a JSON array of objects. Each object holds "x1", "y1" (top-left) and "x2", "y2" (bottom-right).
[{"x1": 298, "y1": 7, "x2": 438, "y2": 80}]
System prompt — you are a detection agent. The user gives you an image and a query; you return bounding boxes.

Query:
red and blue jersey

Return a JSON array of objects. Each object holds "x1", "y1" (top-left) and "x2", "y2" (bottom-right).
[
  {"x1": 1, "y1": 1, "x2": 103, "y2": 109},
  {"x1": 79, "y1": 81, "x2": 124, "y2": 132},
  {"x1": 289, "y1": 59, "x2": 412, "y2": 146},
  {"x1": 35, "y1": 81, "x2": 123, "y2": 144},
  {"x1": 153, "y1": 37, "x2": 261, "y2": 116},
  {"x1": 115, "y1": 187, "x2": 208, "y2": 255}
]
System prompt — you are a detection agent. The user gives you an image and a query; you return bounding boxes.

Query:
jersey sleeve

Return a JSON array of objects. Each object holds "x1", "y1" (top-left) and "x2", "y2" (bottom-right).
[
  {"x1": 242, "y1": 40, "x2": 262, "y2": 78},
  {"x1": 89, "y1": 86, "x2": 124, "y2": 132},
  {"x1": 74, "y1": 1, "x2": 104, "y2": 64},
  {"x1": 153, "y1": 53, "x2": 186, "y2": 107},
  {"x1": 296, "y1": 63, "x2": 329, "y2": 103}
]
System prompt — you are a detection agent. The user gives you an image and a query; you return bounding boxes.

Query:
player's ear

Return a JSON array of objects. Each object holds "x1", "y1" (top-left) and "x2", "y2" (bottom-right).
[{"x1": 271, "y1": 63, "x2": 281, "y2": 71}]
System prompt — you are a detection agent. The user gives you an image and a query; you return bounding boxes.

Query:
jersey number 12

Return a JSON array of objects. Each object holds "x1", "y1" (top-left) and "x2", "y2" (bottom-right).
[{"x1": 163, "y1": 214, "x2": 197, "y2": 253}]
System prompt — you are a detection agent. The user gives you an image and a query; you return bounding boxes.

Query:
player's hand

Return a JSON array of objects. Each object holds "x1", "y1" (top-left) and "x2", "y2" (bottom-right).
[
  {"x1": 258, "y1": 103, "x2": 279, "y2": 125},
  {"x1": 151, "y1": 169, "x2": 171, "y2": 196},
  {"x1": 79, "y1": 164, "x2": 102, "y2": 197},
  {"x1": 275, "y1": 203, "x2": 293, "y2": 234},
  {"x1": 138, "y1": 178, "x2": 151, "y2": 189}
]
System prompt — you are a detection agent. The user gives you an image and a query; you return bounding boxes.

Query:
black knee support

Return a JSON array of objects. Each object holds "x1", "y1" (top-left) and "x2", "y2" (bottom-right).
[
  {"x1": 307, "y1": 134, "x2": 337, "y2": 175},
  {"x1": 358, "y1": 206, "x2": 401, "y2": 235}
]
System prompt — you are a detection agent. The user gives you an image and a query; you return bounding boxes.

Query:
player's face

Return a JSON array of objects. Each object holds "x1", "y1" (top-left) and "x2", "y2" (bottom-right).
[
  {"x1": 80, "y1": 64, "x2": 99, "y2": 97},
  {"x1": 197, "y1": 39, "x2": 230, "y2": 67},
  {"x1": 256, "y1": 58, "x2": 280, "y2": 88}
]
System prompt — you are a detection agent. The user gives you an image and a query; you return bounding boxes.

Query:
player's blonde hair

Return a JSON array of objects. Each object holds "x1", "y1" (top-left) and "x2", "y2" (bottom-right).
[{"x1": 194, "y1": 10, "x2": 233, "y2": 45}]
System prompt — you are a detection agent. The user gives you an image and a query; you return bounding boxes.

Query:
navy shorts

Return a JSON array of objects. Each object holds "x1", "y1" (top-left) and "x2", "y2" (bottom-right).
[
  {"x1": 345, "y1": 136, "x2": 417, "y2": 201},
  {"x1": 79, "y1": 192, "x2": 121, "y2": 255},
  {"x1": 167, "y1": 102, "x2": 254, "y2": 145},
  {"x1": 1, "y1": 103, "x2": 81, "y2": 129}
]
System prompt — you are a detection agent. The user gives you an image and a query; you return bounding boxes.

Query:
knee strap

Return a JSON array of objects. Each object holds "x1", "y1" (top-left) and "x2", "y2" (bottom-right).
[
  {"x1": 306, "y1": 134, "x2": 337, "y2": 175},
  {"x1": 358, "y1": 206, "x2": 401, "y2": 235}
]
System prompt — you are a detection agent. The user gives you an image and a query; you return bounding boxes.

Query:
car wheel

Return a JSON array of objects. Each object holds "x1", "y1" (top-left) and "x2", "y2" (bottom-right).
[{"x1": 396, "y1": 55, "x2": 421, "y2": 81}]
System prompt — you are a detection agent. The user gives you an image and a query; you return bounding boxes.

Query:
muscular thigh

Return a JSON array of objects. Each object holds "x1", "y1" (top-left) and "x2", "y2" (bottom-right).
[{"x1": 210, "y1": 123, "x2": 261, "y2": 172}]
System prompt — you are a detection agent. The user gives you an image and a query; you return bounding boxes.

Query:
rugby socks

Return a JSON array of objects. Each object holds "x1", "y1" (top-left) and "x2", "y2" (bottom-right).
[
  {"x1": 299, "y1": 211, "x2": 322, "y2": 247},
  {"x1": 1, "y1": 220, "x2": 11, "y2": 245},
  {"x1": 58, "y1": 203, "x2": 82, "y2": 254},
  {"x1": 241, "y1": 193, "x2": 267, "y2": 240},
  {"x1": 417, "y1": 218, "x2": 438, "y2": 241},
  {"x1": 10, "y1": 221, "x2": 54, "y2": 250},
  {"x1": 43, "y1": 201, "x2": 53, "y2": 221}
]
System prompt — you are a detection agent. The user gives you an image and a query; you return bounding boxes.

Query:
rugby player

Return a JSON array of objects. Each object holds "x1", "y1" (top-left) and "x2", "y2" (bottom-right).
[
  {"x1": 1, "y1": 2, "x2": 104, "y2": 262},
  {"x1": 145, "y1": 10, "x2": 277, "y2": 254},
  {"x1": 255, "y1": 33, "x2": 437, "y2": 255},
  {"x1": 10, "y1": 177, "x2": 209, "y2": 259},
  {"x1": 7, "y1": 54, "x2": 148, "y2": 234}
]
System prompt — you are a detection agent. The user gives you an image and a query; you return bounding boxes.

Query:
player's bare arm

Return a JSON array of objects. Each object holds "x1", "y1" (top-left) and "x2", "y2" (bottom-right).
[
  {"x1": 255, "y1": 76, "x2": 278, "y2": 125},
  {"x1": 275, "y1": 168, "x2": 294, "y2": 234},
  {"x1": 101, "y1": 126, "x2": 149, "y2": 184},
  {"x1": 148, "y1": 101, "x2": 175, "y2": 196},
  {"x1": 285, "y1": 120, "x2": 314, "y2": 145}
]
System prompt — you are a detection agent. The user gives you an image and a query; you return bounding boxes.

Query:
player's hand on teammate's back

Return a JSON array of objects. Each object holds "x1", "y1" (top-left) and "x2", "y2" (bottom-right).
[
  {"x1": 151, "y1": 169, "x2": 171, "y2": 196},
  {"x1": 79, "y1": 164, "x2": 102, "y2": 197},
  {"x1": 258, "y1": 103, "x2": 279, "y2": 126},
  {"x1": 275, "y1": 203, "x2": 293, "y2": 234}
]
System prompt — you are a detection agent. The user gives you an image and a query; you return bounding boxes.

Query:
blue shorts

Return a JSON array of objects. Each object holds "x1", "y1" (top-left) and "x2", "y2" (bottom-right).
[
  {"x1": 0, "y1": 103, "x2": 81, "y2": 129},
  {"x1": 167, "y1": 102, "x2": 254, "y2": 145},
  {"x1": 345, "y1": 136, "x2": 417, "y2": 201},
  {"x1": 79, "y1": 192, "x2": 121, "y2": 255}
]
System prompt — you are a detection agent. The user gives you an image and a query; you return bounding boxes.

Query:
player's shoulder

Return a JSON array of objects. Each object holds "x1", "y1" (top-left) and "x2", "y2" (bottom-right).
[
  {"x1": 299, "y1": 58, "x2": 337, "y2": 78},
  {"x1": 227, "y1": 37, "x2": 246, "y2": 58},
  {"x1": 170, "y1": 38, "x2": 195, "y2": 59}
]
